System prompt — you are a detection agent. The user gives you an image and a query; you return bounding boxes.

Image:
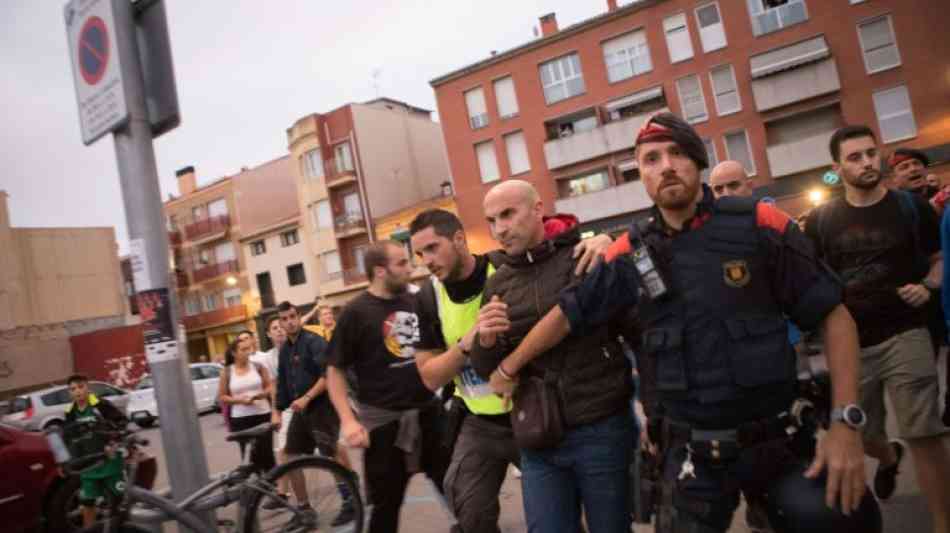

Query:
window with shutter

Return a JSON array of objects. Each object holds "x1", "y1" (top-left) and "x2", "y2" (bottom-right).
[
  {"x1": 710, "y1": 64, "x2": 740, "y2": 115},
  {"x1": 664, "y1": 13, "x2": 694, "y2": 63},
  {"x1": 676, "y1": 74, "x2": 708, "y2": 123},
  {"x1": 504, "y1": 131, "x2": 530, "y2": 175},
  {"x1": 873, "y1": 85, "x2": 916, "y2": 142},
  {"x1": 465, "y1": 87, "x2": 489, "y2": 129},
  {"x1": 475, "y1": 141, "x2": 500, "y2": 183},
  {"x1": 493, "y1": 77, "x2": 519, "y2": 119},
  {"x1": 695, "y1": 3, "x2": 727, "y2": 53},
  {"x1": 858, "y1": 16, "x2": 900, "y2": 74},
  {"x1": 725, "y1": 130, "x2": 756, "y2": 175}
]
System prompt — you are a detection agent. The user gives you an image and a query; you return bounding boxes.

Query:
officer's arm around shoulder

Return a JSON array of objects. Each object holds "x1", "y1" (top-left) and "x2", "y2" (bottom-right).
[
  {"x1": 755, "y1": 202, "x2": 842, "y2": 331},
  {"x1": 559, "y1": 233, "x2": 640, "y2": 337}
]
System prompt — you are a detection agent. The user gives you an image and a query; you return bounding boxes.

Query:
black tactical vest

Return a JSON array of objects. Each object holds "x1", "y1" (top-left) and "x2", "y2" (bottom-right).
[{"x1": 632, "y1": 198, "x2": 797, "y2": 411}]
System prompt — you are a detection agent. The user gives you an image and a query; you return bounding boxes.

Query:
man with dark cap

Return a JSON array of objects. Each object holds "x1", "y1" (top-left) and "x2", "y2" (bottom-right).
[
  {"x1": 889, "y1": 148, "x2": 940, "y2": 198},
  {"x1": 487, "y1": 112, "x2": 881, "y2": 532}
]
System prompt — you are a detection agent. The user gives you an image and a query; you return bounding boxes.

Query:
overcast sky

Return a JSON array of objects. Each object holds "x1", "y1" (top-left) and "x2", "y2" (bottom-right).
[{"x1": 0, "y1": 1, "x2": 606, "y2": 253}]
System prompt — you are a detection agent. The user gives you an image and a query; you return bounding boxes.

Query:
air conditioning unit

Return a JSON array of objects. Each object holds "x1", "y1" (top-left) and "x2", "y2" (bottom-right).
[{"x1": 470, "y1": 114, "x2": 489, "y2": 129}]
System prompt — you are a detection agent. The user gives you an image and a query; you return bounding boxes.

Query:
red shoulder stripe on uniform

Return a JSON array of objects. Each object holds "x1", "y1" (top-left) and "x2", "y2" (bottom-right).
[
  {"x1": 756, "y1": 202, "x2": 792, "y2": 234},
  {"x1": 604, "y1": 233, "x2": 632, "y2": 263}
]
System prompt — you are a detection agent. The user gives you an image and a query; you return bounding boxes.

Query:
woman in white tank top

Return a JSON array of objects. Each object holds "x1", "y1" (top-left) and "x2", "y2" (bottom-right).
[{"x1": 218, "y1": 337, "x2": 275, "y2": 472}]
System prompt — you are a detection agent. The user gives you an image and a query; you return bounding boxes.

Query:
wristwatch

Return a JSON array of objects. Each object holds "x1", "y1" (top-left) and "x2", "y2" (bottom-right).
[{"x1": 830, "y1": 404, "x2": 867, "y2": 430}]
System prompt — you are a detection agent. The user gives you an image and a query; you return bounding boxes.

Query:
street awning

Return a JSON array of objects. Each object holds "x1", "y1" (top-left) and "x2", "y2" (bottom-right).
[
  {"x1": 750, "y1": 35, "x2": 830, "y2": 79},
  {"x1": 604, "y1": 86, "x2": 664, "y2": 113}
]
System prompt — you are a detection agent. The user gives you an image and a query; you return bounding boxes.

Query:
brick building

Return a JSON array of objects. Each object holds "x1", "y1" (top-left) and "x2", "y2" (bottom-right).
[
  {"x1": 286, "y1": 97, "x2": 451, "y2": 306},
  {"x1": 431, "y1": 0, "x2": 950, "y2": 248}
]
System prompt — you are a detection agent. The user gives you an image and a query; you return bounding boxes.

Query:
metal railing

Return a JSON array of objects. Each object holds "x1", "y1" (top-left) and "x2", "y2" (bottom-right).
[{"x1": 183, "y1": 214, "x2": 230, "y2": 241}]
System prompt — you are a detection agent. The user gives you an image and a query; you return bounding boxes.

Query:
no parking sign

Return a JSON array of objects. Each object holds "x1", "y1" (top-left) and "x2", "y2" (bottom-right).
[{"x1": 64, "y1": 0, "x2": 129, "y2": 145}]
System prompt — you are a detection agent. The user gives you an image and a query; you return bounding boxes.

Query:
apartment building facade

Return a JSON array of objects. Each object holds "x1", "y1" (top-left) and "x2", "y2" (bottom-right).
[
  {"x1": 164, "y1": 167, "x2": 252, "y2": 362},
  {"x1": 231, "y1": 156, "x2": 318, "y2": 315},
  {"x1": 431, "y1": 0, "x2": 950, "y2": 247},
  {"x1": 286, "y1": 97, "x2": 451, "y2": 306}
]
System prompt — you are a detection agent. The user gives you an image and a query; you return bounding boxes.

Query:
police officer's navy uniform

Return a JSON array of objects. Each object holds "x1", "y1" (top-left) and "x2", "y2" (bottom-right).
[{"x1": 559, "y1": 185, "x2": 880, "y2": 532}]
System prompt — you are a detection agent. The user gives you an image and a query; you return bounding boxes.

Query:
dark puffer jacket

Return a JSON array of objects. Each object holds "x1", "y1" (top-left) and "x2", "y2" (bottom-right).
[{"x1": 471, "y1": 218, "x2": 632, "y2": 427}]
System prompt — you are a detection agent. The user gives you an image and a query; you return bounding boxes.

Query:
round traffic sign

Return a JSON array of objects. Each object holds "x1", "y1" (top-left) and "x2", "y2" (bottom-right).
[{"x1": 78, "y1": 16, "x2": 109, "y2": 85}]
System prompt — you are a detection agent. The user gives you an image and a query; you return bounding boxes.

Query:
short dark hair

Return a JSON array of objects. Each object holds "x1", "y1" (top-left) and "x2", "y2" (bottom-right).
[
  {"x1": 829, "y1": 125, "x2": 876, "y2": 162},
  {"x1": 364, "y1": 240, "x2": 401, "y2": 282},
  {"x1": 409, "y1": 209, "x2": 463, "y2": 239},
  {"x1": 238, "y1": 329, "x2": 254, "y2": 338},
  {"x1": 265, "y1": 315, "x2": 281, "y2": 331},
  {"x1": 277, "y1": 301, "x2": 295, "y2": 313},
  {"x1": 67, "y1": 374, "x2": 88, "y2": 386}
]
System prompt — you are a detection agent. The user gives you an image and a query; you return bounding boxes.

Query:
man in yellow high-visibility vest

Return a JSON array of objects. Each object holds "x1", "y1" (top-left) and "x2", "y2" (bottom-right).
[{"x1": 410, "y1": 208, "x2": 609, "y2": 533}]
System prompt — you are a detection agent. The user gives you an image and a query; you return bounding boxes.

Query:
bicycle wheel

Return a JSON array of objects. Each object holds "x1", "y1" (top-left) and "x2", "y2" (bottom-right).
[{"x1": 243, "y1": 456, "x2": 364, "y2": 533}]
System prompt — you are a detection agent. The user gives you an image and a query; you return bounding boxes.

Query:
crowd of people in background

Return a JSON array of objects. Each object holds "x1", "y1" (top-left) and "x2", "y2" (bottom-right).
[{"x1": 199, "y1": 111, "x2": 950, "y2": 533}]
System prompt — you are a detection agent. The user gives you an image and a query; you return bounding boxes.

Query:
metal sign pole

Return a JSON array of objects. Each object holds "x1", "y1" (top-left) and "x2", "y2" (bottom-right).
[{"x1": 109, "y1": 0, "x2": 213, "y2": 529}]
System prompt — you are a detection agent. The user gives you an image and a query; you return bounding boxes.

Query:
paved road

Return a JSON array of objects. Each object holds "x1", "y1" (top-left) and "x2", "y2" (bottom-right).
[{"x1": 137, "y1": 351, "x2": 946, "y2": 532}]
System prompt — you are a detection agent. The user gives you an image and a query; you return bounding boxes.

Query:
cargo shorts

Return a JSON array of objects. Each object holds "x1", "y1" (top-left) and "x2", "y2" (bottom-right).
[{"x1": 859, "y1": 327, "x2": 949, "y2": 441}]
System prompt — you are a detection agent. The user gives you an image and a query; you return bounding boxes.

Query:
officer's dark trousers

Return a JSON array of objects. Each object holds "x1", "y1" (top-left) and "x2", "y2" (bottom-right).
[
  {"x1": 364, "y1": 404, "x2": 449, "y2": 533},
  {"x1": 443, "y1": 414, "x2": 520, "y2": 533},
  {"x1": 658, "y1": 435, "x2": 880, "y2": 532}
]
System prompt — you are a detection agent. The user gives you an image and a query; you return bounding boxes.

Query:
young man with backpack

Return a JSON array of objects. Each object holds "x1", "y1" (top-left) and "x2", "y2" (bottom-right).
[{"x1": 805, "y1": 125, "x2": 950, "y2": 532}]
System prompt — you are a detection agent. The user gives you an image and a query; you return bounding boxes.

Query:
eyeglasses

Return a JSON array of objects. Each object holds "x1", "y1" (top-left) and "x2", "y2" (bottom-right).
[{"x1": 712, "y1": 180, "x2": 745, "y2": 195}]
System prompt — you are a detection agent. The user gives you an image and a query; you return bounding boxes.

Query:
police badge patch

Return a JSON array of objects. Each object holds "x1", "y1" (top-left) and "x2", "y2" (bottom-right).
[{"x1": 723, "y1": 260, "x2": 750, "y2": 288}]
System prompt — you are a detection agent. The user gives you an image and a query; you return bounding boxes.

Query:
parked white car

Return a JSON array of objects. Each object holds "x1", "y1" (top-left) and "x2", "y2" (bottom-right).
[
  {"x1": 126, "y1": 363, "x2": 223, "y2": 427},
  {"x1": 2, "y1": 381, "x2": 130, "y2": 432}
]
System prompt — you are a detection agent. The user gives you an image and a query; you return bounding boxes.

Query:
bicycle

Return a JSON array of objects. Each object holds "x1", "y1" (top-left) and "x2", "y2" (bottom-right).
[{"x1": 48, "y1": 420, "x2": 364, "y2": 532}]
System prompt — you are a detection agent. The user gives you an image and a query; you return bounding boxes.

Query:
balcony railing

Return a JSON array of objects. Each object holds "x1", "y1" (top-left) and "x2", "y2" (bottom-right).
[
  {"x1": 168, "y1": 230, "x2": 182, "y2": 246},
  {"x1": 182, "y1": 304, "x2": 247, "y2": 331},
  {"x1": 334, "y1": 213, "x2": 366, "y2": 234},
  {"x1": 192, "y1": 259, "x2": 240, "y2": 283},
  {"x1": 184, "y1": 214, "x2": 230, "y2": 241},
  {"x1": 554, "y1": 180, "x2": 653, "y2": 224},
  {"x1": 543, "y1": 108, "x2": 668, "y2": 171}
]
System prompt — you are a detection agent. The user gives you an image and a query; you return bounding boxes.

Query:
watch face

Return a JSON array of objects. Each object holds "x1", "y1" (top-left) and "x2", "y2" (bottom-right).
[{"x1": 844, "y1": 406, "x2": 866, "y2": 426}]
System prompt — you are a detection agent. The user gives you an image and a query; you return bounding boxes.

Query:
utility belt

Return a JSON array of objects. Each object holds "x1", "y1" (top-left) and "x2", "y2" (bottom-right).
[
  {"x1": 652, "y1": 410, "x2": 798, "y2": 462},
  {"x1": 635, "y1": 404, "x2": 807, "y2": 526}
]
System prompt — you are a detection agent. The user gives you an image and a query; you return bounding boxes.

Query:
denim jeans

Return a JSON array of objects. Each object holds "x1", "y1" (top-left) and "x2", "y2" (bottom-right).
[{"x1": 520, "y1": 412, "x2": 632, "y2": 533}]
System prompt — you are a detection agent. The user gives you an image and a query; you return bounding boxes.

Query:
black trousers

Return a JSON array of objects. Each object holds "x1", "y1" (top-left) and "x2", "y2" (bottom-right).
[
  {"x1": 363, "y1": 404, "x2": 449, "y2": 533},
  {"x1": 229, "y1": 413, "x2": 276, "y2": 473}
]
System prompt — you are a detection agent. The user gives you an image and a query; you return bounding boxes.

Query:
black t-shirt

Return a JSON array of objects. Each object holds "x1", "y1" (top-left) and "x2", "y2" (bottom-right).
[
  {"x1": 327, "y1": 291, "x2": 434, "y2": 410},
  {"x1": 805, "y1": 190, "x2": 939, "y2": 346}
]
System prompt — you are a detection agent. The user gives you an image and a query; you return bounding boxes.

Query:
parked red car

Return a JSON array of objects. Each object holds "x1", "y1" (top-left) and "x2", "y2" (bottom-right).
[{"x1": 0, "y1": 422, "x2": 74, "y2": 532}]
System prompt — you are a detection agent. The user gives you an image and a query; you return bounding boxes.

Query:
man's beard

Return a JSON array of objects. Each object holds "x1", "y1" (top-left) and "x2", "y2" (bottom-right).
[
  {"x1": 444, "y1": 251, "x2": 465, "y2": 283},
  {"x1": 654, "y1": 175, "x2": 700, "y2": 210},
  {"x1": 385, "y1": 274, "x2": 408, "y2": 294},
  {"x1": 846, "y1": 170, "x2": 881, "y2": 190}
]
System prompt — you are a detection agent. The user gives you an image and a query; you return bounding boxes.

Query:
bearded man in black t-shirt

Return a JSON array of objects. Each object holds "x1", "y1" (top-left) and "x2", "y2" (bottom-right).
[
  {"x1": 806, "y1": 125, "x2": 950, "y2": 532},
  {"x1": 326, "y1": 240, "x2": 451, "y2": 533}
]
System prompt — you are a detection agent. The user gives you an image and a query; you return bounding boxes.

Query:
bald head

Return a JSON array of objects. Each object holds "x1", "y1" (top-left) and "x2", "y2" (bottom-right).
[
  {"x1": 709, "y1": 161, "x2": 753, "y2": 198},
  {"x1": 484, "y1": 179, "x2": 539, "y2": 207},
  {"x1": 483, "y1": 180, "x2": 544, "y2": 256}
]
